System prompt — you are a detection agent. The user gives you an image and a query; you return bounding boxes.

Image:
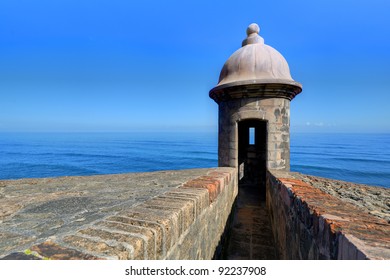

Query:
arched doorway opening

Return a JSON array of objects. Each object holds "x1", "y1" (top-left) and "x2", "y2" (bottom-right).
[{"x1": 238, "y1": 120, "x2": 267, "y2": 201}]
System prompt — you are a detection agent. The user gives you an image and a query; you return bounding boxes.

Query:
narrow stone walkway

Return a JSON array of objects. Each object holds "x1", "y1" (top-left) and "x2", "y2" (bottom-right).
[{"x1": 225, "y1": 183, "x2": 278, "y2": 259}]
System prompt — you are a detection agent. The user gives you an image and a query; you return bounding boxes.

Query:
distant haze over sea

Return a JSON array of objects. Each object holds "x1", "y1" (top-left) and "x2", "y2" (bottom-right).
[{"x1": 0, "y1": 132, "x2": 389, "y2": 188}]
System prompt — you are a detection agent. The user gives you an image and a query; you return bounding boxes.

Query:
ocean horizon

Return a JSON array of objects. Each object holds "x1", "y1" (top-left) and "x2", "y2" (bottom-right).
[{"x1": 0, "y1": 132, "x2": 389, "y2": 188}]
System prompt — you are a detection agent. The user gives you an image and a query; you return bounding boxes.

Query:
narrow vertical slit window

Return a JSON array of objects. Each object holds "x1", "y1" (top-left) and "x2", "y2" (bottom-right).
[{"x1": 249, "y1": 127, "x2": 255, "y2": 145}]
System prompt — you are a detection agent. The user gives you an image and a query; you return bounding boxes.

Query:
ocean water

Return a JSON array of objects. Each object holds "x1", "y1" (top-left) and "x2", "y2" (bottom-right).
[
  {"x1": 290, "y1": 133, "x2": 390, "y2": 188},
  {"x1": 0, "y1": 132, "x2": 389, "y2": 188},
  {"x1": 0, "y1": 132, "x2": 218, "y2": 179}
]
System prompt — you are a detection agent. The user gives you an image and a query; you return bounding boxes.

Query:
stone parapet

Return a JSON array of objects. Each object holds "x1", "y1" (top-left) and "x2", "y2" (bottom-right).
[
  {"x1": 267, "y1": 170, "x2": 390, "y2": 259},
  {"x1": 0, "y1": 168, "x2": 237, "y2": 260}
]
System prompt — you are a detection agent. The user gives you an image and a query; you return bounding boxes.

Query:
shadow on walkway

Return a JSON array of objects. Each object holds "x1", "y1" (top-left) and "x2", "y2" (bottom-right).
[{"x1": 225, "y1": 183, "x2": 278, "y2": 259}]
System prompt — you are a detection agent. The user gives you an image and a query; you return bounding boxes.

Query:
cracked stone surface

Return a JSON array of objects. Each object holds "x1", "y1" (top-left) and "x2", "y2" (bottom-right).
[
  {"x1": 0, "y1": 168, "x2": 213, "y2": 258},
  {"x1": 293, "y1": 173, "x2": 390, "y2": 223}
]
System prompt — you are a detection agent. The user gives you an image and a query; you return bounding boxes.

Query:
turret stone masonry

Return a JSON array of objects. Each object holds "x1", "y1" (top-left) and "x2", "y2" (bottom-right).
[
  {"x1": 210, "y1": 23, "x2": 301, "y2": 200},
  {"x1": 0, "y1": 24, "x2": 389, "y2": 260},
  {"x1": 210, "y1": 23, "x2": 302, "y2": 172}
]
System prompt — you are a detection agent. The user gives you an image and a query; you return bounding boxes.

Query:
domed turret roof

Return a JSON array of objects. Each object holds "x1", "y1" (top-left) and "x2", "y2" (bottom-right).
[{"x1": 214, "y1": 23, "x2": 301, "y2": 89}]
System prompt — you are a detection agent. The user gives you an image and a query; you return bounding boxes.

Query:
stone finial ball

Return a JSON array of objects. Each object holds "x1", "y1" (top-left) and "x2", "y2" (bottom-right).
[{"x1": 246, "y1": 23, "x2": 260, "y2": 35}]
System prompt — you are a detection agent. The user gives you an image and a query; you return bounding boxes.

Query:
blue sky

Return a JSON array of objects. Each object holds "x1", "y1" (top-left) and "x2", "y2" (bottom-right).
[{"x1": 0, "y1": 0, "x2": 389, "y2": 133}]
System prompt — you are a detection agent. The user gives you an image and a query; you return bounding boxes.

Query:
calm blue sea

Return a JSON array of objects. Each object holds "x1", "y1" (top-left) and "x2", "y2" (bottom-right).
[
  {"x1": 290, "y1": 133, "x2": 390, "y2": 188},
  {"x1": 0, "y1": 132, "x2": 389, "y2": 188}
]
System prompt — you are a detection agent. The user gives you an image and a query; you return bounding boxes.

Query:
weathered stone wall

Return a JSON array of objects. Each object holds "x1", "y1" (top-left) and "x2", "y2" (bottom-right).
[
  {"x1": 218, "y1": 97, "x2": 290, "y2": 170},
  {"x1": 0, "y1": 168, "x2": 237, "y2": 260},
  {"x1": 2, "y1": 166, "x2": 388, "y2": 260},
  {"x1": 266, "y1": 170, "x2": 390, "y2": 260},
  {"x1": 294, "y1": 174, "x2": 390, "y2": 223}
]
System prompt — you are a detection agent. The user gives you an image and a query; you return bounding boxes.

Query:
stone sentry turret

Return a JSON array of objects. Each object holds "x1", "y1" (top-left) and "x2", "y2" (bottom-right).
[{"x1": 209, "y1": 23, "x2": 302, "y2": 187}]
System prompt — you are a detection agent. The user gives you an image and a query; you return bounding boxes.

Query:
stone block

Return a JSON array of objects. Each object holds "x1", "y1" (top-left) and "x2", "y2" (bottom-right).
[
  {"x1": 62, "y1": 234, "x2": 130, "y2": 260},
  {"x1": 163, "y1": 189, "x2": 209, "y2": 219},
  {"x1": 105, "y1": 216, "x2": 165, "y2": 259},
  {"x1": 182, "y1": 177, "x2": 221, "y2": 203},
  {"x1": 30, "y1": 241, "x2": 100, "y2": 260},
  {"x1": 95, "y1": 221, "x2": 157, "y2": 259},
  {"x1": 124, "y1": 206, "x2": 181, "y2": 252},
  {"x1": 151, "y1": 200, "x2": 194, "y2": 236}
]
